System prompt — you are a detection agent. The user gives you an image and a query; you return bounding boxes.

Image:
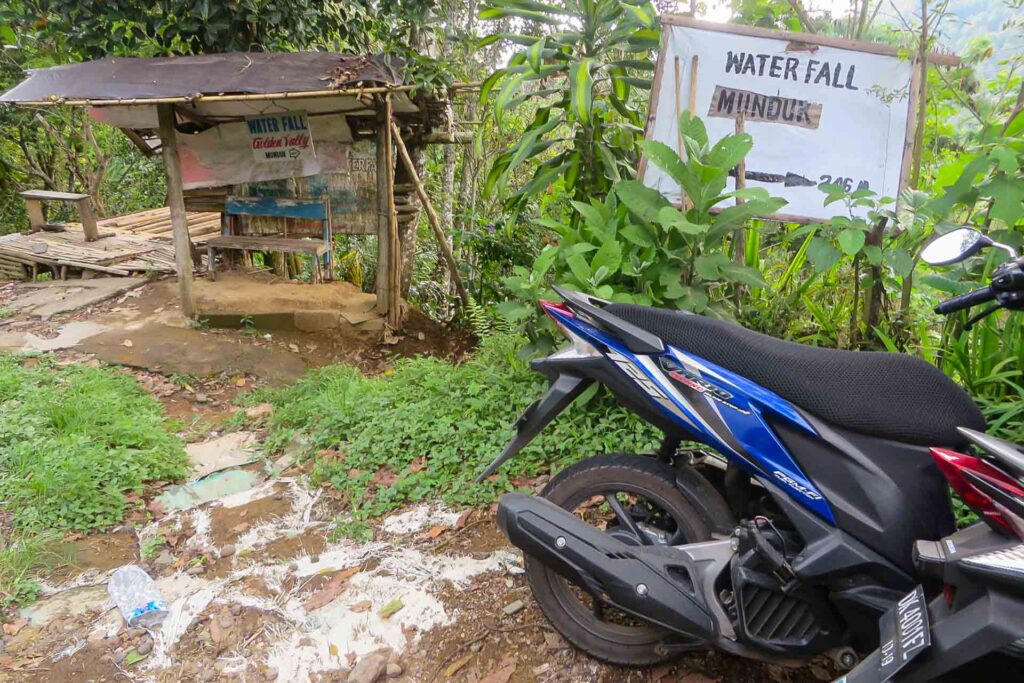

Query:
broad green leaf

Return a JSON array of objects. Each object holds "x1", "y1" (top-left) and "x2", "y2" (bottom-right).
[
  {"x1": 620, "y1": 223, "x2": 655, "y2": 247},
  {"x1": 618, "y1": 0, "x2": 657, "y2": 27},
  {"x1": 533, "y1": 245, "x2": 559, "y2": 278},
  {"x1": 479, "y1": 7, "x2": 562, "y2": 25},
  {"x1": 990, "y1": 146, "x2": 1018, "y2": 174},
  {"x1": 615, "y1": 179, "x2": 671, "y2": 224},
  {"x1": 807, "y1": 237, "x2": 842, "y2": 272},
  {"x1": 980, "y1": 175, "x2": 1024, "y2": 227},
  {"x1": 568, "y1": 58, "x2": 596, "y2": 125},
  {"x1": 657, "y1": 206, "x2": 709, "y2": 235},
  {"x1": 591, "y1": 239, "x2": 622, "y2": 279},
  {"x1": 694, "y1": 253, "x2": 730, "y2": 280},
  {"x1": 526, "y1": 37, "x2": 546, "y2": 73},
  {"x1": 707, "y1": 133, "x2": 753, "y2": 171},
  {"x1": 566, "y1": 252, "x2": 591, "y2": 283},
  {"x1": 637, "y1": 140, "x2": 689, "y2": 189},
  {"x1": 677, "y1": 112, "x2": 708, "y2": 150},
  {"x1": 884, "y1": 248, "x2": 915, "y2": 278},
  {"x1": 837, "y1": 228, "x2": 866, "y2": 255},
  {"x1": 863, "y1": 245, "x2": 883, "y2": 266},
  {"x1": 718, "y1": 262, "x2": 769, "y2": 288},
  {"x1": 919, "y1": 274, "x2": 971, "y2": 295}
]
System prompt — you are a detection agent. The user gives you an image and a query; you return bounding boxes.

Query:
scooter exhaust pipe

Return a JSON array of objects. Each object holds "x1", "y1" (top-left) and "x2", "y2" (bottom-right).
[{"x1": 497, "y1": 492, "x2": 720, "y2": 643}]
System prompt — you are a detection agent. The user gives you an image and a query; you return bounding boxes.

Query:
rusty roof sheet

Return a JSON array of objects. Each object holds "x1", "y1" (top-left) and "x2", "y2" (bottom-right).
[{"x1": 0, "y1": 52, "x2": 404, "y2": 104}]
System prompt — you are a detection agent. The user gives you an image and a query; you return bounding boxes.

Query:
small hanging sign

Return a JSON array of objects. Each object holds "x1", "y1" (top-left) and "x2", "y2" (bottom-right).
[{"x1": 245, "y1": 110, "x2": 315, "y2": 163}]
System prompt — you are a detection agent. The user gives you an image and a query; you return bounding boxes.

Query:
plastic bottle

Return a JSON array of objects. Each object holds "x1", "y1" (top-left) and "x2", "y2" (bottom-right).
[{"x1": 107, "y1": 565, "x2": 169, "y2": 628}]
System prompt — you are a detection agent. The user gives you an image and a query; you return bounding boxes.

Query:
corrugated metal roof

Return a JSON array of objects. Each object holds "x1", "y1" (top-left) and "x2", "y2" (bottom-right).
[{"x1": 0, "y1": 52, "x2": 405, "y2": 104}]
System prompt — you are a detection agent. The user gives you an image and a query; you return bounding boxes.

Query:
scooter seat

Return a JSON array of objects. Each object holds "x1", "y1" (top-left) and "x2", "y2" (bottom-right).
[{"x1": 604, "y1": 304, "x2": 985, "y2": 447}]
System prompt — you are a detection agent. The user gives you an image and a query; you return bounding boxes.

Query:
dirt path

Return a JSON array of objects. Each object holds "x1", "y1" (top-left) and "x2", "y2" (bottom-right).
[{"x1": 0, "y1": 277, "x2": 823, "y2": 683}]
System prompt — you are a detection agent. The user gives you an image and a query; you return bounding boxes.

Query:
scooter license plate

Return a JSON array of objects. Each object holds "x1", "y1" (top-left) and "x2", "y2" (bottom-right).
[{"x1": 877, "y1": 585, "x2": 931, "y2": 680}]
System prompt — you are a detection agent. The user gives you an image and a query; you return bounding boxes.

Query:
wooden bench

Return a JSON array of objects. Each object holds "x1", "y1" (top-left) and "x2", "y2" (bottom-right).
[
  {"x1": 206, "y1": 235, "x2": 329, "y2": 282},
  {"x1": 210, "y1": 195, "x2": 333, "y2": 283},
  {"x1": 20, "y1": 190, "x2": 105, "y2": 242}
]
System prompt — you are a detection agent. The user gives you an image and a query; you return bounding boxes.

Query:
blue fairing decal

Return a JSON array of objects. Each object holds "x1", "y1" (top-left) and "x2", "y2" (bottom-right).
[{"x1": 547, "y1": 306, "x2": 835, "y2": 525}]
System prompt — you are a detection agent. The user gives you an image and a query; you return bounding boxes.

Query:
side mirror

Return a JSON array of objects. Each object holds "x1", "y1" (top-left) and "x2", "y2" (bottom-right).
[{"x1": 920, "y1": 228, "x2": 992, "y2": 266}]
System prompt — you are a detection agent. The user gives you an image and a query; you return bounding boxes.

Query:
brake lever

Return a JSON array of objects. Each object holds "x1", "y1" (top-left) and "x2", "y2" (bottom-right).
[{"x1": 964, "y1": 303, "x2": 1001, "y2": 330}]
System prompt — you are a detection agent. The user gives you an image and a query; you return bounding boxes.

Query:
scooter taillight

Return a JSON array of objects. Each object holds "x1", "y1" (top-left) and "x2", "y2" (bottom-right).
[{"x1": 931, "y1": 448, "x2": 1024, "y2": 537}]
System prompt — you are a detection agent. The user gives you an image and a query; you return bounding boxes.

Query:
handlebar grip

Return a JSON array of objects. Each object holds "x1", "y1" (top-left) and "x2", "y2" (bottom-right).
[{"x1": 934, "y1": 286, "x2": 996, "y2": 315}]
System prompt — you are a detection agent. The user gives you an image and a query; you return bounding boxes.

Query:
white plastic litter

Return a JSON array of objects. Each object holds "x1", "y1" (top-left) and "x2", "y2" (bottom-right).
[{"x1": 107, "y1": 565, "x2": 169, "y2": 628}]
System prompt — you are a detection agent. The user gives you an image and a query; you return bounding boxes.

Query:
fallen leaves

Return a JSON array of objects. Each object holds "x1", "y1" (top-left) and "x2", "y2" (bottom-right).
[
  {"x1": 2, "y1": 619, "x2": 27, "y2": 637},
  {"x1": 303, "y1": 575, "x2": 346, "y2": 611},
  {"x1": 349, "y1": 600, "x2": 372, "y2": 613},
  {"x1": 378, "y1": 598, "x2": 404, "y2": 620},
  {"x1": 443, "y1": 654, "x2": 473, "y2": 677},
  {"x1": 303, "y1": 566, "x2": 364, "y2": 612},
  {"x1": 477, "y1": 657, "x2": 516, "y2": 683},
  {"x1": 426, "y1": 525, "x2": 447, "y2": 539}
]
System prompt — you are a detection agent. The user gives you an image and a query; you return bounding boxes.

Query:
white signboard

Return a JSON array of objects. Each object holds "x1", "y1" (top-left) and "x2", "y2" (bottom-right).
[
  {"x1": 176, "y1": 113, "x2": 352, "y2": 190},
  {"x1": 246, "y1": 110, "x2": 315, "y2": 163},
  {"x1": 644, "y1": 17, "x2": 918, "y2": 222}
]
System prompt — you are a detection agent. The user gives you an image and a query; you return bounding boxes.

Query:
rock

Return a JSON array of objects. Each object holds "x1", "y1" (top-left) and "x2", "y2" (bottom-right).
[
  {"x1": 502, "y1": 600, "x2": 525, "y2": 616},
  {"x1": 230, "y1": 603, "x2": 242, "y2": 616},
  {"x1": 187, "y1": 565, "x2": 205, "y2": 575},
  {"x1": 113, "y1": 650, "x2": 126, "y2": 664},
  {"x1": 136, "y1": 637, "x2": 153, "y2": 655},
  {"x1": 195, "y1": 392, "x2": 210, "y2": 403},
  {"x1": 348, "y1": 648, "x2": 392, "y2": 683},
  {"x1": 385, "y1": 662, "x2": 403, "y2": 678},
  {"x1": 219, "y1": 614, "x2": 234, "y2": 630},
  {"x1": 220, "y1": 544, "x2": 236, "y2": 558},
  {"x1": 126, "y1": 627, "x2": 145, "y2": 639},
  {"x1": 245, "y1": 403, "x2": 274, "y2": 420},
  {"x1": 470, "y1": 641, "x2": 484, "y2": 653}
]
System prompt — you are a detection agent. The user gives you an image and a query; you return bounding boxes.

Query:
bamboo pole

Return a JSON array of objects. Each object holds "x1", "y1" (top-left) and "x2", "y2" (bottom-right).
[
  {"x1": 390, "y1": 120, "x2": 472, "y2": 310},
  {"x1": 732, "y1": 114, "x2": 746, "y2": 310},
  {"x1": 157, "y1": 103, "x2": 195, "y2": 318},
  {"x1": 383, "y1": 95, "x2": 402, "y2": 328}
]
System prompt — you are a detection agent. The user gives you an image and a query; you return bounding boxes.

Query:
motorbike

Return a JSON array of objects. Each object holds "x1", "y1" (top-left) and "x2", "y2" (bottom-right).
[{"x1": 481, "y1": 226, "x2": 1024, "y2": 680}]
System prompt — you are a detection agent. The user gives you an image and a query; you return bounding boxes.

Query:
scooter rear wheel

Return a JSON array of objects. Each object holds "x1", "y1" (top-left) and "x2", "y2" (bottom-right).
[{"x1": 525, "y1": 453, "x2": 717, "y2": 666}]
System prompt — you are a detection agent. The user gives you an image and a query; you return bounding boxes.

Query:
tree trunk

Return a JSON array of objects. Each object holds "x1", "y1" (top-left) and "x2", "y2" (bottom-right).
[{"x1": 435, "y1": 143, "x2": 457, "y2": 294}]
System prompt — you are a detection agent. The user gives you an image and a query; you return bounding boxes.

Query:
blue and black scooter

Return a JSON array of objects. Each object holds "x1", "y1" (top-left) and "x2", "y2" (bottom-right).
[{"x1": 481, "y1": 227, "x2": 1024, "y2": 680}]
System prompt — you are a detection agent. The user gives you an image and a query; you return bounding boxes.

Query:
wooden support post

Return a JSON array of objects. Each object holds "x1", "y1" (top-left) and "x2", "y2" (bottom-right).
[
  {"x1": 75, "y1": 197, "x2": 100, "y2": 242},
  {"x1": 673, "y1": 56, "x2": 684, "y2": 157},
  {"x1": 25, "y1": 199, "x2": 45, "y2": 232},
  {"x1": 733, "y1": 114, "x2": 746, "y2": 310},
  {"x1": 383, "y1": 95, "x2": 402, "y2": 328},
  {"x1": 375, "y1": 119, "x2": 391, "y2": 312},
  {"x1": 157, "y1": 103, "x2": 196, "y2": 318},
  {"x1": 390, "y1": 120, "x2": 472, "y2": 310},
  {"x1": 688, "y1": 56, "x2": 699, "y2": 116}
]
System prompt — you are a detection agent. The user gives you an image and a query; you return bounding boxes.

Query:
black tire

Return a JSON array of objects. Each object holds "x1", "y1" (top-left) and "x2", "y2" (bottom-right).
[{"x1": 525, "y1": 453, "x2": 721, "y2": 667}]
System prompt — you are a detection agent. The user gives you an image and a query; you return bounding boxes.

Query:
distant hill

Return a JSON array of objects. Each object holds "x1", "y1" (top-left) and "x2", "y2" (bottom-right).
[{"x1": 887, "y1": 0, "x2": 1021, "y2": 71}]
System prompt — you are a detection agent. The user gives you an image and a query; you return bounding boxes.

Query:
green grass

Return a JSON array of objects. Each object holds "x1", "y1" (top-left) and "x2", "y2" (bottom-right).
[
  {"x1": 258, "y1": 334, "x2": 659, "y2": 518},
  {"x1": 0, "y1": 355, "x2": 188, "y2": 532}
]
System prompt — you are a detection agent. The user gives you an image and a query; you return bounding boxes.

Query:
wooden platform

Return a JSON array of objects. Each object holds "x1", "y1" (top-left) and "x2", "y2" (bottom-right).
[
  {"x1": 74, "y1": 207, "x2": 221, "y2": 244},
  {"x1": 0, "y1": 207, "x2": 221, "y2": 280}
]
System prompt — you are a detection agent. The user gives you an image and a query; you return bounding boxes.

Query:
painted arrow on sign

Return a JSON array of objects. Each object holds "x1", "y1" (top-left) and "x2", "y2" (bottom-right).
[{"x1": 728, "y1": 169, "x2": 817, "y2": 187}]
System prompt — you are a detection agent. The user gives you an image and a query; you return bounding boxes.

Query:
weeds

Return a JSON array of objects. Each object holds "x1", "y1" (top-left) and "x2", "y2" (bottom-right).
[
  {"x1": 258, "y1": 335, "x2": 659, "y2": 519},
  {"x1": 0, "y1": 354, "x2": 188, "y2": 532},
  {"x1": 0, "y1": 531, "x2": 59, "y2": 610}
]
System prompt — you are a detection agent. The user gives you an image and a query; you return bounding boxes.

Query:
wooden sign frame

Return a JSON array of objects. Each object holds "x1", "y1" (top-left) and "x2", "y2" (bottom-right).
[{"x1": 640, "y1": 15, "x2": 959, "y2": 224}]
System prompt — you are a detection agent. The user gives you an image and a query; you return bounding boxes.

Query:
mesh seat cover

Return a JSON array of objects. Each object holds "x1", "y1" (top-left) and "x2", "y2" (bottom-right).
[{"x1": 604, "y1": 304, "x2": 985, "y2": 446}]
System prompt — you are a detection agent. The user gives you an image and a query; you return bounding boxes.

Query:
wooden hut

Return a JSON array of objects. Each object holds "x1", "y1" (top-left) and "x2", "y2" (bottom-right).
[{"x1": 0, "y1": 53, "x2": 470, "y2": 327}]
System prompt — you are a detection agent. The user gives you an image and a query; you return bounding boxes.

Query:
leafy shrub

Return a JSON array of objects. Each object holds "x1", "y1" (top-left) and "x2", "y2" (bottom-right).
[
  {"x1": 0, "y1": 355, "x2": 188, "y2": 532},
  {"x1": 500, "y1": 113, "x2": 785, "y2": 355},
  {"x1": 259, "y1": 335, "x2": 659, "y2": 517}
]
